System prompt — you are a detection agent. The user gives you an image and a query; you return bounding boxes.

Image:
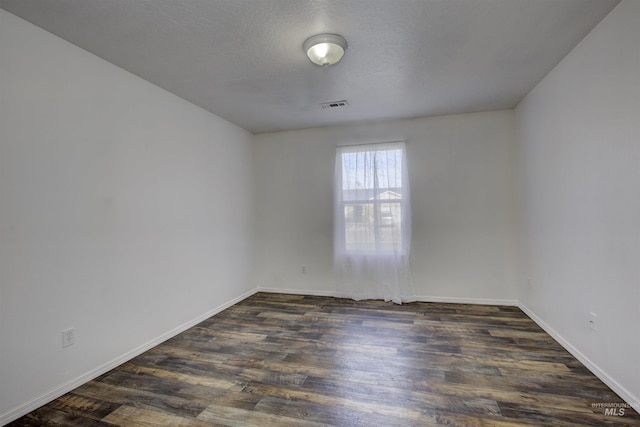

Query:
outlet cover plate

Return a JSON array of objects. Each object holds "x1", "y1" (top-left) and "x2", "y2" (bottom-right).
[
  {"x1": 62, "y1": 328, "x2": 75, "y2": 347},
  {"x1": 588, "y1": 312, "x2": 597, "y2": 331}
]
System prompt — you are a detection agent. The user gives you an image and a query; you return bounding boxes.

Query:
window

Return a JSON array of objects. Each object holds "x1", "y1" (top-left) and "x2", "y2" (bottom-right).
[
  {"x1": 336, "y1": 143, "x2": 407, "y2": 254},
  {"x1": 333, "y1": 141, "x2": 414, "y2": 303}
]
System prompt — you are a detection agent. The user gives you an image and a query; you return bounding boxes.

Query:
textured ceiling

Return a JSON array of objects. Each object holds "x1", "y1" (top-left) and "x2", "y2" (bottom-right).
[{"x1": 0, "y1": 0, "x2": 620, "y2": 134}]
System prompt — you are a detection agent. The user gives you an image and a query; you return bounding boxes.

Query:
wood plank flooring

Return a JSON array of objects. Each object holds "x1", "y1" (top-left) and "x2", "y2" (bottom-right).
[{"x1": 8, "y1": 292, "x2": 639, "y2": 426}]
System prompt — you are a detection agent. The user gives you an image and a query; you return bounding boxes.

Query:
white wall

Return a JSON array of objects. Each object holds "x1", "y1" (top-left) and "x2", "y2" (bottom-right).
[
  {"x1": 0, "y1": 10, "x2": 254, "y2": 423},
  {"x1": 514, "y1": 0, "x2": 639, "y2": 407},
  {"x1": 253, "y1": 111, "x2": 518, "y2": 304}
]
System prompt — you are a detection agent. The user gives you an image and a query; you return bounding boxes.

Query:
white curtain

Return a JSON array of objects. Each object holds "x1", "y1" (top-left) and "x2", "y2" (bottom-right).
[{"x1": 334, "y1": 142, "x2": 415, "y2": 304}]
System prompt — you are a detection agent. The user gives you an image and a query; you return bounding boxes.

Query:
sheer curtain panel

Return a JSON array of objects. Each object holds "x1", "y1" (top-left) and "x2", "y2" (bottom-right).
[{"x1": 334, "y1": 142, "x2": 415, "y2": 304}]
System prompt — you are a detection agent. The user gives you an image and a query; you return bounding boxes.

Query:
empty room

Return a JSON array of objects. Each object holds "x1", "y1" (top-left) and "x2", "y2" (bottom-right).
[{"x1": 1, "y1": 0, "x2": 638, "y2": 425}]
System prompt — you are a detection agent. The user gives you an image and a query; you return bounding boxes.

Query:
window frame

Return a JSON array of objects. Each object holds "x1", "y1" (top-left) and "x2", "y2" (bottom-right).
[{"x1": 335, "y1": 142, "x2": 408, "y2": 255}]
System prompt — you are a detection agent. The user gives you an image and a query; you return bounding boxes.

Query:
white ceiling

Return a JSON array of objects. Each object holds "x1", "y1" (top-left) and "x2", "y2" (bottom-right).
[{"x1": 0, "y1": 0, "x2": 620, "y2": 134}]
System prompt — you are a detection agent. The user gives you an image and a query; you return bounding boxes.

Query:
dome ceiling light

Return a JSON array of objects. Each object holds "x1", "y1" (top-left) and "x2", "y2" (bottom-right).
[{"x1": 303, "y1": 34, "x2": 348, "y2": 66}]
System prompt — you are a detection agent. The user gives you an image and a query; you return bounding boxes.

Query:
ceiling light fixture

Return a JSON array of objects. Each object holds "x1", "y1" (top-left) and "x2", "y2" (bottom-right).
[{"x1": 303, "y1": 34, "x2": 347, "y2": 66}]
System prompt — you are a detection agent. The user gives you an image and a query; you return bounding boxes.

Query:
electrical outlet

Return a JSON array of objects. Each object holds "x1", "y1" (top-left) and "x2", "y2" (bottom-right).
[
  {"x1": 301, "y1": 265, "x2": 307, "y2": 274},
  {"x1": 62, "y1": 328, "x2": 75, "y2": 348},
  {"x1": 588, "y1": 312, "x2": 597, "y2": 331}
]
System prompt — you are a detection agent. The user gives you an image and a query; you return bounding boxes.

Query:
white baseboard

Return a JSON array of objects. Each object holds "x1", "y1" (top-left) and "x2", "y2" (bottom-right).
[
  {"x1": 0, "y1": 288, "x2": 258, "y2": 426},
  {"x1": 257, "y1": 286, "x2": 335, "y2": 297},
  {"x1": 518, "y1": 302, "x2": 639, "y2": 411},
  {"x1": 414, "y1": 295, "x2": 519, "y2": 306},
  {"x1": 257, "y1": 287, "x2": 519, "y2": 307}
]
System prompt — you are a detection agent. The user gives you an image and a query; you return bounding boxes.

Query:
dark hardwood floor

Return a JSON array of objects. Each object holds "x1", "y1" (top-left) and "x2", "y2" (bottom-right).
[{"x1": 8, "y1": 292, "x2": 639, "y2": 426}]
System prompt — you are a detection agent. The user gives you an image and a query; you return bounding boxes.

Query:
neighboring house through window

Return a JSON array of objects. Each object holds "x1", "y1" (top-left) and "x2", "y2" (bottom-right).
[{"x1": 336, "y1": 144, "x2": 406, "y2": 253}]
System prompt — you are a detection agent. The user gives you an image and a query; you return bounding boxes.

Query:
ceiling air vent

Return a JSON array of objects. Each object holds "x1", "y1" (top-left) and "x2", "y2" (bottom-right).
[{"x1": 320, "y1": 100, "x2": 349, "y2": 110}]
